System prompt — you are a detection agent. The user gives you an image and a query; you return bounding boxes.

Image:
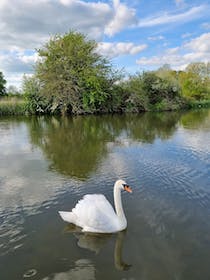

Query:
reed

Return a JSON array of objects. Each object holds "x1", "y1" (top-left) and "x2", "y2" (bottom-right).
[{"x1": 0, "y1": 96, "x2": 27, "y2": 115}]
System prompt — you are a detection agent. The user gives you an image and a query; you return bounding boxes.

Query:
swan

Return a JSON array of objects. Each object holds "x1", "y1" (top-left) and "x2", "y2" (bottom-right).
[{"x1": 58, "y1": 179, "x2": 132, "y2": 233}]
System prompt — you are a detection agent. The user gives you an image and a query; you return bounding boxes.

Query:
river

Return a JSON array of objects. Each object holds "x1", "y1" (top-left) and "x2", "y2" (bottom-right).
[{"x1": 0, "y1": 109, "x2": 210, "y2": 279}]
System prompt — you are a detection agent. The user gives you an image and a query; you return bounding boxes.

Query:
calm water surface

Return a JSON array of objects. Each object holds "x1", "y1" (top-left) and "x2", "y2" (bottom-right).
[{"x1": 0, "y1": 110, "x2": 210, "y2": 280}]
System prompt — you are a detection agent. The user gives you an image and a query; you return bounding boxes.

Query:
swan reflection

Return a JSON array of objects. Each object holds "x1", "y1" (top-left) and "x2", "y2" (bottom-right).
[{"x1": 65, "y1": 225, "x2": 131, "y2": 271}]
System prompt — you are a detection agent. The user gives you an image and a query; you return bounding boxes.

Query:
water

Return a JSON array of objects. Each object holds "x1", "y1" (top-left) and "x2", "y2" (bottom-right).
[{"x1": 0, "y1": 110, "x2": 210, "y2": 280}]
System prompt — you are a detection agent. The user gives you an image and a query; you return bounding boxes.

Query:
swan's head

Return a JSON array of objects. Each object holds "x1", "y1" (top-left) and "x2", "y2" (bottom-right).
[{"x1": 115, "y1": 179, "x2": 132, "y2": 193}]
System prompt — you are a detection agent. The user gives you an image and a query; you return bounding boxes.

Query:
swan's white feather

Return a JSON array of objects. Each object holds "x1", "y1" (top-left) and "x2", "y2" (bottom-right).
[
  {"x1": 61, "y1": 194, "x2": 120, "y2": 233},
  {"x1": 58, "y1": 211, "x2": 77, "y2": 224}
]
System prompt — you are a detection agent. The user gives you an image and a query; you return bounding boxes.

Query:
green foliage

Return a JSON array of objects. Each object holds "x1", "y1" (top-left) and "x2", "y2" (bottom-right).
[
  {"x1": 121, "y1": 73, "x2": 149, "y2": 112},
  {"x1": 0, "y1": 71, "x2": 7, "y2": 96},
  {"x1": 142, "y1": 71, "x2": 180, "y2": 104},
  {"x1": 178, "y1": 62, "x2": 210, "y2": 101},
  {"x1": 187, "y1": 99, "x2": 210, "y2": 108},
  {"x1": 36, "y1": 31, "x2": 119, "y2": 115},
  {"x1": 178, "y1": 71, "x2": 208, "y2": 101},
  {"x1": 2, "y1": 31, "x2": 210, "y2": 117},
  {"x1": 0, "y1": 96, "x2": 26, "y2": 115},
  {"x1": 186, "y1": 62, "x2": 210, "y2": 79},
  {"x1": 22, "y1": 75, "x2": 51, "y2": 114},
  {"x1": 120, "y1": 69, "x2": 182, "y2": 112},
  {"x1": 122, "y1": 63, "x2": 209, "y2": 111}
]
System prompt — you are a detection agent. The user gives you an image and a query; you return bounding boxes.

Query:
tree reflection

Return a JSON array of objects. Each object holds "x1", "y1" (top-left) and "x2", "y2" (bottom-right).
[
  {"x1": 125, "y1": 111, "x2": 181, "y2": 143},
  {"x1": 26, "y1": 113, "x2": 184, "y2": 179},
  {"x1": 26, "y1": 110, "x2": 210, "y2": 180},
  {"x1": 180, "y1": 109, "x2": 210, "y2": 130},
  {"x1": 27, "y1": 115, "x2": 116, "y2": 180}
]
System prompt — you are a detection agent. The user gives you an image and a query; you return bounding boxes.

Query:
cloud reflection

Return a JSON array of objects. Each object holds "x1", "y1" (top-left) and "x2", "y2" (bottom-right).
[{"x1": 41, "y1": 259, "x2": 95, "y2": 280}]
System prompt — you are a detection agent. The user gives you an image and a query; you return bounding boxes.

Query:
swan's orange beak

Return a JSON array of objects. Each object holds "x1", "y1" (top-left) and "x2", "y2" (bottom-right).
[{"x1": 124, "y1": 185, "x2": 132, "y2": 193}]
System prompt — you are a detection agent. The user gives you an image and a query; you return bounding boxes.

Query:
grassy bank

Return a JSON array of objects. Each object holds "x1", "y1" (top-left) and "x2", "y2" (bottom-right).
[
  {"x1": 0, "y1": 95, "x2": 210, "y2": 116},
  {"x1": 187, "y1": 99, "x2": 210, "y2": 109},
  {"x1": 0, "y1": 96, "x2": 27, "y2": 116}
]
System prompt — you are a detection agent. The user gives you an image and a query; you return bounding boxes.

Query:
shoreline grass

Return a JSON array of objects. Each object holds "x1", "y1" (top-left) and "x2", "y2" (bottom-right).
[
  {"x1": 187, "y1": 99, "x2": 210, "y2": 109},
  {"x1": 0, "y1": 96, "x2": 27, "y2": 116}
]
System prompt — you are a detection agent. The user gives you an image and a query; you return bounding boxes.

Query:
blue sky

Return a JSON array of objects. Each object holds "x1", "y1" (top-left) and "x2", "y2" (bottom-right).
[{"x1": 0, "y1": 0, "x2": 210, "y2": 88}]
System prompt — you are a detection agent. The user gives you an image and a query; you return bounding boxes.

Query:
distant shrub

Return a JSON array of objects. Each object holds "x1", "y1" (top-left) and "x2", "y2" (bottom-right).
[{"x1": 22, "y1": 75, "x2": 51, "y2": 114}]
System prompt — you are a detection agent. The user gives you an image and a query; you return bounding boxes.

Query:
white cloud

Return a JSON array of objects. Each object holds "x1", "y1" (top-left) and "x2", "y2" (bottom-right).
[
  {"x1": 0, "y1": 0, "x2": 138, "y2": 87},
  {"x1": 0, "y1": 0, "x2": 113, "y2": 51},
  {"x1": 201, "y1": 22, "x2": 210, "y2": 30},
  {"x1": 184, "y1": 33, "x2": 210, "y2": 53},
  {"x1": 138, "y1": 5, "x2": 208, "y2": 27},
  {"x1": 136, "y1": 55, "x2": 185, "y2": 69},
  {"x1": 0, "y1": 0, "x2": 137, "y2": 51},
  {"x1": 104, "y1": 0, "x2": 137, "y2": 36},
  {"x1": 136, "y1": 32, "x2": 210, "y2": 69},
  {"x1": 148, "y1": 35, "x2": 164, "y2": 41},
  {"x1": 97, "y1": 42, "x2": 147, "y2": 58},
  {"x1": 0, "y1": 51, "x2": 38, "y2": 73}
]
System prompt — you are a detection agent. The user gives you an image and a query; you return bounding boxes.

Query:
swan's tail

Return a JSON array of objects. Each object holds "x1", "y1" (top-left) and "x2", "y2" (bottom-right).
[{"x1": 58, "y1": 211, "x2": 76, "y2": 224}]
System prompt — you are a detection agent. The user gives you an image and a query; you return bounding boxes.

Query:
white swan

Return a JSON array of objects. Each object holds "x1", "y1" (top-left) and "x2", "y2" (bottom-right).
[{"x1": 58, "y1": 179, "x2": 132, "y2": 233}]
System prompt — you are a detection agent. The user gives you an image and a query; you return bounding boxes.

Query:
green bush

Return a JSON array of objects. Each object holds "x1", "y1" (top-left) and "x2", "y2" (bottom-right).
[{"x1": 22, "y1": 75, "x2": 51, "y2": 114}]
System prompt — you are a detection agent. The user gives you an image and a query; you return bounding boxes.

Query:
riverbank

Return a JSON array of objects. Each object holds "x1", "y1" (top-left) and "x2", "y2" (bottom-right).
[
  {"x1": 1, "y1": 32, "x2": 210, "y2": 116},
  {"x1": 1, "y1": 95, "x2": 210, "y2": 116},
  {"x1": 0, "y1": 96, "x2": 26, "y2": 116}
]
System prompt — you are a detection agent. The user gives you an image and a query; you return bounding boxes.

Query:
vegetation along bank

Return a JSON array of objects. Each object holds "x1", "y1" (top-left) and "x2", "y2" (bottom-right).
[{"x1": 0, "y1": 31, "x2": 210, "y2": 116}]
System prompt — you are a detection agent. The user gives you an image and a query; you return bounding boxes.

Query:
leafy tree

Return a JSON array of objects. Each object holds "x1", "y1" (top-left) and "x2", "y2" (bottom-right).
[
  {"x1": 36, "y1": 31, "x2": 119, "y2": 115},
  {"x1": 178, "y1": 70, "x2": 209, "y2": 101},
  {"x1": 186, "y1": 62, "x2": 210, "y2": 79},
  {"x1": 0, "y1": 71, "x2": 7, "y2": 96},
  {"x1": 183, "y1": 62, "x2": 210, "y2": 100},
  {"x1": 7, "y1": 85, "x2": 20, "y2": 95},
  {"x1": 142, "y1": 71, "x2": 180, "y2": 104}
]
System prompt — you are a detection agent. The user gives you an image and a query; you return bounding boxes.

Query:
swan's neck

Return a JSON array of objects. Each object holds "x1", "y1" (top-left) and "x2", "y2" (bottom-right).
[{"x1": 114, "y1": 185, "x2": 127, "y2": 227}]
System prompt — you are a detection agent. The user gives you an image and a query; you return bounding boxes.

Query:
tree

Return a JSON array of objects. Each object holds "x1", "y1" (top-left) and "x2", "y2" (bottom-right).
[
  {"x1": 36, "y1": 31, "x2": 119, "y2": 115},
  {"x1": 7, "y1": 85, "x2": 20, "y2": 95},
  {"x1": 184, "y1": 62, "x2": 210, "y2": 100},
  {"x1": 0, "y1": 71, "x2": 7, "y2": 96},
  {"x1": 142, "y1": 71, "x2": 179, "y2": 104},
  {"x1": 178, "y1": 63, "x2": 210, "y2": 101},
  {"x1": 186, "y1": 62, "x2": 210, "y2": 79}
]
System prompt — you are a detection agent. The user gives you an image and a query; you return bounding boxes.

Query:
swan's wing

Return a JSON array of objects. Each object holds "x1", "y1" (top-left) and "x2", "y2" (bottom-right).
[{"x1": 72, "y1": 194, "x2": 119, "y2": 232}]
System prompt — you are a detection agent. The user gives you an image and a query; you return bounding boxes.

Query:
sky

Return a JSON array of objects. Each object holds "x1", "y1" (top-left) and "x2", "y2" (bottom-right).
[{"x1": 0, "y1": 0, "x2": 210, "y2": 89}]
